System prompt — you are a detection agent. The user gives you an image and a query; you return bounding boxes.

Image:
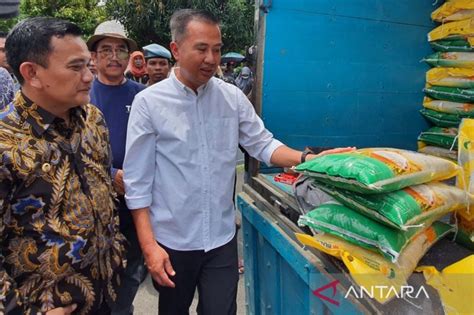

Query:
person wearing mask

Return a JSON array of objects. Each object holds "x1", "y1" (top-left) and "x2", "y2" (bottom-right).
[
  {"x1": 87, "y1": 23, "x2": 145, "y2": 315},
  {"x1": 143, "y1": 43, "x2": 171, "y2": 87},
  {"x1": 235, "y1": 66, "x2": 253, "y2": 97},
  {"x1": 0, "y1": 17, "x2": 125, "y2": 314},
  {"x1": 125, "y1": 51, "x2": 148, "y2": 84}
]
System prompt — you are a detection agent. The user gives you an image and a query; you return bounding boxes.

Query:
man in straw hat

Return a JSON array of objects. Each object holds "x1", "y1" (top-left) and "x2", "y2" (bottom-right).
[{"x1": 88, "y1": 20, "x2": 145, "y2": 315}]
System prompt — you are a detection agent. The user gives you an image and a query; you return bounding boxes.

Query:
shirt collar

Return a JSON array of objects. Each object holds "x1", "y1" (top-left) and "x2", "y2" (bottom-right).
[
  {"x1": 14, "y1": 92, "x2": 87, "y2": 136},
  {"x1": 170, "y1": 68, "x2": 212, "y2": 96}
]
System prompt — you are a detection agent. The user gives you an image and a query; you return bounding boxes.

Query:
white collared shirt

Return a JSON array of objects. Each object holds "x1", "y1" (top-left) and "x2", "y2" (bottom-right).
[{"x1": 124, "y1": 70, "x2": 283, "y2": 251}]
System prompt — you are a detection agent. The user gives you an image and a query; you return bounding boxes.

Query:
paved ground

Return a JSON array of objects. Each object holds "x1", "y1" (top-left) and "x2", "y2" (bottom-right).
[{"x1": 133, "y1": 164, "x2": 246, "y2": 314}]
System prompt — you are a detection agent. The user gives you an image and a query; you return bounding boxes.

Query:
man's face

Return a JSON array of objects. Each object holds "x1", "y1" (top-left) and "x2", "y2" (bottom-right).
[
  {"x1": 171, "y1": 20, "x2": 222, "y2": 90},
  {"x1": 146, "y1": 57, "x2": 170, "y2": 84},
  {"x1": 93, "y1": 37, "x2": 129, "y2": 81},
  {"x1": 34, "y1": 35, "x2": 93, "y2": 108},
  {"x1": 0, "y1": 37, "x2": 8, "y2": 69}
]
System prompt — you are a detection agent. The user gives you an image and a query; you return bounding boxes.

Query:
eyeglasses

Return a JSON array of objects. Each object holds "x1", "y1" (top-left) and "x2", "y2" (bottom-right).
[{"x1": 97, "y1": 48, "x2": 129, "y2": 60}]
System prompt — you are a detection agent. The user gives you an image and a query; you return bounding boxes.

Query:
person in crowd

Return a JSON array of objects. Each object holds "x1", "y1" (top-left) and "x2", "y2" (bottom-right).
[
  {"x1": 123, "y1": 9, "x2": 351, "y2": 315},
  {"x1": 125, "y1": 51, "x2": 148, "y2": 84},
  {"x1": 222, "y1": 60, "x2": 236, "y2": 84},
  {"x1": 0, "y1": 66, "x2": 14, "y2": 108},
  {"x1": 0, "y1": 17, "x2": 125, "y2": 314},
  {"x1": 87, "y1": 58, "x2": 98, "y2": 76},
  {"x1": 87, "y1": 23, "x2": 146, "y2": 315},
  {"x1": 1, "y1": 31, "x2": 20, "y2": 91},
  {"x1": 143, "y1": 43, "x2": 171, "y2": 87},
  {"x1": 235, "y1": 66, "x2": 253, "y2": 97}
]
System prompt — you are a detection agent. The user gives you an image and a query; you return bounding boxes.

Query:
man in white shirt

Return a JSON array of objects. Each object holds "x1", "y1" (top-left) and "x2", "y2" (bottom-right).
[{"x1": 123, "y1": 9, "x2": 348, "y2": 315}]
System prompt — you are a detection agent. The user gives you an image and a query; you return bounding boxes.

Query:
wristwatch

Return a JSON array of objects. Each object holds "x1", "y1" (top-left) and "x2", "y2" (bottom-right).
[{"x1": 300, "y1": 147, "x2": 313, "y2": 163}]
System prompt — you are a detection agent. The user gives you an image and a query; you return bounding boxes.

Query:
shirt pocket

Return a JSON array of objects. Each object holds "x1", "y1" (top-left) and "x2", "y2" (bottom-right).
[{"x1": 206, "y1": 118, "x2": 237, "y2": 150}]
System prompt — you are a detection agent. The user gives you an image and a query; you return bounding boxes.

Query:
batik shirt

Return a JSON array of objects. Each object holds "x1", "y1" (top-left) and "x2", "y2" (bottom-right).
[{"x1": 0, "y1": 94, "x2": 126, "y2": 314}]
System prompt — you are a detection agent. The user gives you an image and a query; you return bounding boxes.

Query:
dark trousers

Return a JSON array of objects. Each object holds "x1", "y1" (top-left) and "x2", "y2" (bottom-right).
[
  {"x1": 153, "y1": 235, "x2": 239, "y2": 315},
  {"x1": 111, "y1": 220, "x2": 145, "y2": 315}
]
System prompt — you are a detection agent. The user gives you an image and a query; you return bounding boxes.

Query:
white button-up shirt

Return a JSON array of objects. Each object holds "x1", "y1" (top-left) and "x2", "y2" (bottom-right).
[{"x1": 123, "y1": 70, "x2": 283, "y2": 251}]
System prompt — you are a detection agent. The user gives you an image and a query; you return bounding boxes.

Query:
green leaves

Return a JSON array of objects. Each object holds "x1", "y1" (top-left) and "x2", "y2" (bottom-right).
[
  {"x1": 105, "y1": 0, "x2": 254, "y2": 52},
  {"x1": 0, "y1": 0, "x2": 107, "y2": 38},
  {"x1": 1, "y1": 0, "x2": 254, "y2": 56}
]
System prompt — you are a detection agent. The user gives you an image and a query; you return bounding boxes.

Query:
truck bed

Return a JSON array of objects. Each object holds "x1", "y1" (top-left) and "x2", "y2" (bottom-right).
[{"x1": 238, "y1": 173, "x2": 472, "y2": 314}]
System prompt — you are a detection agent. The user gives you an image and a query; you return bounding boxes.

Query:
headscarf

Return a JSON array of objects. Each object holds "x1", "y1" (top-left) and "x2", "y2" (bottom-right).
[
  {"x1": 235, "y1": 67, "x2": 253, "y2": 95},
  {"x1": 128, "y1": 51, "x2": 147, "y2": 77}
]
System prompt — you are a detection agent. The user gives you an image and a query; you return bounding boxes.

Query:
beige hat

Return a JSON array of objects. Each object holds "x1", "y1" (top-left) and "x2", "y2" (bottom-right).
[{"x1": 86, "y1": 20, "x2": 138, "y2": 52}]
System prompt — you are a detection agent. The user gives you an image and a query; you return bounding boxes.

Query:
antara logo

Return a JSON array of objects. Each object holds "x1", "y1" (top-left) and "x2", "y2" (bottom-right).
[
  {"x1": 312, "y1": 280, "x2": 430, "y2": 306},
  {"x1": 312, "y1": 280, "x2": 340, "y2": 306}
]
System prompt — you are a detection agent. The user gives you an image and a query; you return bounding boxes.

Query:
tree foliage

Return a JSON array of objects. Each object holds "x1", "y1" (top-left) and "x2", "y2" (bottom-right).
[
  {"x1": 105, "y1": 0, "x2": 255, "y2": 53},
  {"x1": 0, "y1": 0, "x2": 107, "y2": 37}
]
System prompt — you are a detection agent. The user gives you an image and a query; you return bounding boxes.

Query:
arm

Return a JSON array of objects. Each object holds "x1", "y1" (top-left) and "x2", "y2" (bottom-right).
[
  {"x1": 270, "y1": 146, "x2": 356, "y2": 168},
  {"x1": 130, "y1": 208, "x2": 175, "y2": 287},
  {"x1": 269, "y1": 145, "x2": 303, "y2": 167},
  {"x1": 123, "y1": 95, "x2": 175, "y2": 287},
  {"x1": 112, "y1": 168, "x2": 124, "y2": 196}
]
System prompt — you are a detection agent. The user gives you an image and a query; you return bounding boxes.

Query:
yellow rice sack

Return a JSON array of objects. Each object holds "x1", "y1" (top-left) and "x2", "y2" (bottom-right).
[
  {"x1": 426, "y1": 67, "x2": 474, "y2": 89},
  {"x1": 456, "y1": 118, "x2": 474, "y2": 249},
  {"x1": 296, "y1": 221, "x2": 454, "y2": 304},
  {"x1": 423, "y1": 97, "x2": 474, "y2": 116},
  {"x1": 428, "y1": 18, "x2": 474, "y2": 44},
  {"x1": 432, "y1": 0, "x2": 474, "y2": 23}
]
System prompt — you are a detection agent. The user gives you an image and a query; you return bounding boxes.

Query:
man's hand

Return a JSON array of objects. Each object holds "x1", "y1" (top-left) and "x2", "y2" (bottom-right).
[
  {"x1": 142, "y1": 242, "x2": 176, "y2": 288},
  {"x1": 306, "y1": 147, "x2": 356, "y2": 161},
  {"x1": 113, "y1": 169, "x2": 125, "y2": 195},
  {"x1": 46, "y1": 304, "x2": 77, "y2": 315}
]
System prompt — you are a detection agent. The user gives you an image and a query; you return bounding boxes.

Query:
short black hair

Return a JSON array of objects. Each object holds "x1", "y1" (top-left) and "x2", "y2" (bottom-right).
[
  {"x1": 170, "y1": 9, "x2": 220, "y2": 43},
  {"x1": 0, "y1": 31, "x2": 7, "y2": 39},
  {"x1": 5, "y1": 17, "x2": 82, "y2": 85}
]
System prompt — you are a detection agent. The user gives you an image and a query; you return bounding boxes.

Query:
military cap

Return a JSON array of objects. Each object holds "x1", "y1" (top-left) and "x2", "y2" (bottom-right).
[{"x1": 143, "y1": 43, "x2": 172, "y2": 60}]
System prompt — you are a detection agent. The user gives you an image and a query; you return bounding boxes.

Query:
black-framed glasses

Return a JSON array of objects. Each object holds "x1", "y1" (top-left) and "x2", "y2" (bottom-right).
[{"x1": 97, "y1": 48, "x2": 129, "y2": 60}]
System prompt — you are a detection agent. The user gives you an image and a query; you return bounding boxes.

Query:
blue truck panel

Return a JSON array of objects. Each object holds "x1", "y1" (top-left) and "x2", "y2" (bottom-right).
[
  {"x1": 238, "y1": 194, "x2": 365, "y2": 314},
  {"x1": 260, "y1": 0, "x2": 440, "y2": 150}
]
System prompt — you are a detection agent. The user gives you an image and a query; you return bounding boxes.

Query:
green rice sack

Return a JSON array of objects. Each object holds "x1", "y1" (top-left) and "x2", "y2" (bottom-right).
[
  {"x1": 298, "y1": 202, "x2": 430, "y2": 262},
  {"x1": 294, "y1": 148, "x2": 459, "y2": 194},
  {"x1": 418, "y1": 127, "x2": 458, "y2": 149},
  {"x1": 430, "y1": 39, "x2": 474, "y2": 52},
  {"x1": 420, "y1": 108, "x2": 462, "y2": 127},
  {"x1": 423, "y1": 52, "x2": 474, "y2": 68},
  {"x1": 423, "y1": 86, "x2": 474, "y2": 103},
  {"x1": 314, "y1": 181, "x2": 468, "y2": 230}
]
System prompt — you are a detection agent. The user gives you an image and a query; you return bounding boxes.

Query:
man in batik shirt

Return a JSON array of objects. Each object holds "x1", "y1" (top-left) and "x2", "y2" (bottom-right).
[{"x1": 0, "y1": 17, "x2": 125, "y2": 315}]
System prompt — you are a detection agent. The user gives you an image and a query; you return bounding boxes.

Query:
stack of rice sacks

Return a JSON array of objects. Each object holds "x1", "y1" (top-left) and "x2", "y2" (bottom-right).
[
  {"x1": 456, "y1": 119, "x2": 474, "y2": 250},
  {"x1": 295, "y1": 148, "x2": 470, "y2": 304},
  {"x1": 418, "y1": 0, "x2": 474, "y2": 161}
]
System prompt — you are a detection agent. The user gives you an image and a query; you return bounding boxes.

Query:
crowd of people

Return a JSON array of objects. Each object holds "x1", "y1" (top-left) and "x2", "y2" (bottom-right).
[{"x1": 0, "y1": 8, "x2": 348, "y2": 315}]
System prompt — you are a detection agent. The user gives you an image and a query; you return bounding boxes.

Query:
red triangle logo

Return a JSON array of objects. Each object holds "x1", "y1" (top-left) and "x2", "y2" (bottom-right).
[{"x1": 312, "y1": 280, "x2": 340, "y2": 306}]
